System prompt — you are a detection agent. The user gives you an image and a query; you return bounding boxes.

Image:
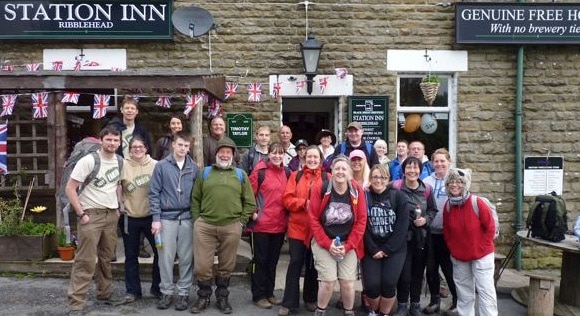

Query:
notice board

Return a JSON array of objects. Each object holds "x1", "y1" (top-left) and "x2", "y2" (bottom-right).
[
  {"x1": 226, "y1": 113, "x2": 253, "y2": 148},
  {"x1": 523, "y1": 156, "x2": 564, "y2": 196}
]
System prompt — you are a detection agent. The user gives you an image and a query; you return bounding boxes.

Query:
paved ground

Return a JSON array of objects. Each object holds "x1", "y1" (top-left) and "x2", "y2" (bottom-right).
[{"x1": 0, "y1": 238, "x2": 555, "y2": 315}]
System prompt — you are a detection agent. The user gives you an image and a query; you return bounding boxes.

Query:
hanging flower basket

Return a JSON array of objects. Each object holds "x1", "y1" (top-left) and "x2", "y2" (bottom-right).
[{"x1": 420, "y1": 75, "x2": 439, "y2": 106}]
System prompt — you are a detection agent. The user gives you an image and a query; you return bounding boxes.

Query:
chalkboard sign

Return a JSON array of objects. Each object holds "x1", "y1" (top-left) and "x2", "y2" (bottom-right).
[
  {"x1": 348, "y1": 96, "x2": 389, "y2": 145},
  {"x1": 226, "y1": 113, "x2": 253, "y2": 148}
]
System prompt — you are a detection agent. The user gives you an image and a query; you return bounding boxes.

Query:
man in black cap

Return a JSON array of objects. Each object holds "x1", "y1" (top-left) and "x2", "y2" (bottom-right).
[
  {"x1": 288, "y1": 139, "x2": 308, "y2": 171},
  {"x1": 326, "y1": 122, "x2": 379, "y2": 170}
]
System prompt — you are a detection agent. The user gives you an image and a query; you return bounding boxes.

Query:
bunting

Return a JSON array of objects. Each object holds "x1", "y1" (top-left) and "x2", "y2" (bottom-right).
[
  {"x1": 318, "y1": 76, "x2": 328, "y2": 94},
  {"x1": 52, "y1": 61, "x2": 63, "y2": 71},
  {"x1": 183, "y1": 94, "x2": 196, "y2": 117},
  {"x1": 272, "y1": 82, "x2": 281, "y2": 99},
  {"x1": 224, "y1": 82, "x2": 238, "y2": 100},
  {"x1": 335, "y1": 68, "x2": 348, "y2": 79},
  {"x1": 155, "y1": 96, "x2": 172, "y2": 108},
  {"x1": 26, "y1": 63, "x2": 41, "y2": 72},
  {"x1": 208, "y1": 99, "x2": 223, "y2": 118},
  {"x1": 93, "y1": 94, "x2": 110, "y2": 119},
  {"x1": 1, "y1": 95, "x2": 17, "y2": 117},
  {"x1": 0, "y1": 123, "x2": 6, "y2": 174},
  {"x1": 247, "y1": 83, "x2": 262, "y2": 102},
  {"x1": 295, "y1": 80, "x2": 306, "y2": 94},
  {"x1": 61, "y1": 92, "x2": 80, "y2": 104},
  {"x1": 73, "y1": 60, "x2": 82, "y2": 72},
  {"x1": 1, "y1": 63, "x2": 13, "y2": 72},
  {"x1": 31, "y1": 92, "x2": 49, "y2": 119}
]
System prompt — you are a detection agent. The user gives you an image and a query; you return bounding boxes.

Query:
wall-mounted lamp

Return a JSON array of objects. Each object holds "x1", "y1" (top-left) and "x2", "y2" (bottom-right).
[{"x1": 300, "y1": 32, "x2": 323, "y2": 95}]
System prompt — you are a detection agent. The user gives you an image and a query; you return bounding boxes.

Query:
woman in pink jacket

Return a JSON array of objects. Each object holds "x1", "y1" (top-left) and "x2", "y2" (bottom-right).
[
  {"x1": 247, "y1": 142, "x2": 289, "y2": 309},
  {"x1": 309, "y1": 156, "x2": 367, "y2": 316},
  {"x1": 443, "y1": 168, "x2": 497, "y2": 316}
]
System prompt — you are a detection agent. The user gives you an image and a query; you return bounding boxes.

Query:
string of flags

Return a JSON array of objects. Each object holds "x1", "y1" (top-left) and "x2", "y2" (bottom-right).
[{"x1": 2, "y1": 60, "x2": 123, "y2": 72}]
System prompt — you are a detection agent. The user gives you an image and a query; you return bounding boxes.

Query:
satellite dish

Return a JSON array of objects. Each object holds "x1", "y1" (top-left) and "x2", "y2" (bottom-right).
[{"x1": 172, "y1": 6, "x2": 215, "y2": 38}]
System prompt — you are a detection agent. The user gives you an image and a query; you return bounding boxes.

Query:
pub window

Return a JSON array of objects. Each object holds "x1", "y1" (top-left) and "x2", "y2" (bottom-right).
[{"x1": 396, "y1": 74, "x2": 457, "y2": 160}]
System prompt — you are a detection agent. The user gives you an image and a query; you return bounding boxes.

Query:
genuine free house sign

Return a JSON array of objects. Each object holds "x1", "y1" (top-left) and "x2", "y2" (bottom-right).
[{"x1": 0, "y1": 0, "x2": 172, "y2": 40}]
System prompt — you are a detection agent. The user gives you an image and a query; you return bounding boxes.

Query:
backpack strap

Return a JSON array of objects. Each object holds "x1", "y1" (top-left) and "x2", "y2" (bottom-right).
[
  {"x1": 257, "y1": 168, "x2": 266, "y2": 192},
  {"x1": 202, "y1": 166, "x2": 212, "y2": 180},
  {"x1": 392, "y1": 179, "x2": 403, "y2": 191},
  {"x1": 284, "y1": 167, "x2": 291, "y2": 179},
  {"x1": 203, "y1": 166, "x2": 244, "y2": 184},
  {"x1": 235, "y1": 167, "x2": 245, "y2": 184},
  {"x1": 341, "y1": 142, "x2": 346, "y2": 155},
  {"x1": 471, "y1": 195, "x2": 480, "y2": 216},
  {"x1": 295, "y1": 170, "x2": 304, "y2": 184},
  {"x1": 365, "y1": 142, "x2": 372, "y2": 156}
]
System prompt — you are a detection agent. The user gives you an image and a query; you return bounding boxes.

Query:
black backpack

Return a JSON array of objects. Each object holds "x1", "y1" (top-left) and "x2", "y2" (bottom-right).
[{"x1": 526, "y1": 192, "x2": 568, "y2": 242}]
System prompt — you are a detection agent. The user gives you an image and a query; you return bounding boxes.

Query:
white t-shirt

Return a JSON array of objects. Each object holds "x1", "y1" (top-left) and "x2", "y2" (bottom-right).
[
  {"x1": 121, "y1": 125, "x2": 135, "y2": 157},
  {"x1": 70, "y1": 152, "x2": 120, "y2": 210}
]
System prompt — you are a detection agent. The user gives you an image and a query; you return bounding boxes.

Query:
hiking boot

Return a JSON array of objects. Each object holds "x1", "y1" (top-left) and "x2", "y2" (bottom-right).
[
  {"x1": 255, "y1": 298, "x2": 273, "y2": 309},
  {"x1": 278, "y1": 306, "x2": 290, "y2": 316},
  {"x1": 344, "y1": 309, "x2": 355, "y2": 316},
  {"x1": 139, "y1": 248, "x2": 151, "y2": 258},
  {"x1": 315, "y1": 308, "x2": 326, "y2": 316},
  {"x1": 368, "y1": 311, "x2": 378, "y2": 316},
  {"x1": 268, "y1": 296, "x2": 281, "y2": 305},
  {"x1": 393, "y1": 302, "x2": 408, "y2": 316},
  {"x1": 305, "y1": 302, "x2": 317, "y2": 312},
  {"x1": 216, "y1": 297, "x2": 232, "y2": 314},
  {"x1": 190, "y1": 297, "x2": 210, "y2": 313},
  {"x1": 422, "y1": 296, "x2": 440, "y2": 314},
  {"x1": 175, "y1": 295, "x2": 188, "y2": 311},
  {"x1": 409, "y1": 302, "x2": 423, "y2": 316},
  {"x1": 443, "y1": 307, "x2": 459, "y2": 316},
  {"x1": 157, "y1": 294, "x2": 172, "y2": 310}
]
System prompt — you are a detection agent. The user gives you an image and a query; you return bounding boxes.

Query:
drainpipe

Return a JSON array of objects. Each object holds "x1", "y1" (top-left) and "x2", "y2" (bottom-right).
[{"x1": 515, "y1": 46, "x2": 524, "y2": 270}]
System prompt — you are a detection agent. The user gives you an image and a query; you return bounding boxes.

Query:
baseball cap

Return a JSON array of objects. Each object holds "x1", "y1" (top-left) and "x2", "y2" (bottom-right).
[
  {"x1": 349, "y1": 149, "x2": 366, "y2": 160},
  {"x1": 347, "y1": 122, "x2": 363, "y2": 130},
  {"x1": 295, "y1": 139, "x2": 309, "y2": 148}
]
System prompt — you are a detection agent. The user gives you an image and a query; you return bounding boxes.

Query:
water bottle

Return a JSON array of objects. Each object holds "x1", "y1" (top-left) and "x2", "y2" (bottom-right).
[
  {"x1": 334, "y1": 236, "x2": 344, "y2": 262},
  {"x1": 414, "y1": 206, "x2": 422, "y2": 219},
  {"x1": 154, "y1": 233, "x2": 163, "y2": 249}
]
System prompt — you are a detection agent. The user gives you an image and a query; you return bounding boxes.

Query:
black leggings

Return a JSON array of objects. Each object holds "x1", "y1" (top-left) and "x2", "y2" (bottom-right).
[
  {"x1": 396, "y1": 241, "x2": 428, "y2": 304},
  {"x1": 363, "y1": 251, "x2": 406, "y2": 299},
  {"x1": 426, "y1": 233, "x2": 457, "y2": 303}
]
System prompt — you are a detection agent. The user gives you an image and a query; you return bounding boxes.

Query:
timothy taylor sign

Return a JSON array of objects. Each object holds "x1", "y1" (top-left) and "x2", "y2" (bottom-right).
[
  {"x1": 0, "y1": 0, "x2": 172, "y2": 40},
  {"x1": 456, "y1": 3, "x2": 580, "y2": 44}
]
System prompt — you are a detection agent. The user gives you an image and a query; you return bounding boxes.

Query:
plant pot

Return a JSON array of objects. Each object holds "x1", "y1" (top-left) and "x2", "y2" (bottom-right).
[
  {"x1": 420, "y1": 81, "x2": 439, "y2": 106},
  {"x1": 57, "y1": 246, "x2": 75, "y2": 261}
]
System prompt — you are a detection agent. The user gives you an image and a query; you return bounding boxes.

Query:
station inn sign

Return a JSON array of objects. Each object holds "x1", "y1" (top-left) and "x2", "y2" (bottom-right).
[{"x1": 0, "y1": 0, "x2": 172, "y2": 40}]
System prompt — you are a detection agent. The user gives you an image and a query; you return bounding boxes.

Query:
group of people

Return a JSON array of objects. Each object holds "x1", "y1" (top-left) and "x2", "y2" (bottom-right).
[{"x1": 64, "y1": 104, "x2": 499, "y2": 316}]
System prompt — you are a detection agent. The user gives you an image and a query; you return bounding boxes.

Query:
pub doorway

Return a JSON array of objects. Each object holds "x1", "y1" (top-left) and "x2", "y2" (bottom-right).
[{"x1": 282, "y1": 97, "x2": 338, "y2": 146}]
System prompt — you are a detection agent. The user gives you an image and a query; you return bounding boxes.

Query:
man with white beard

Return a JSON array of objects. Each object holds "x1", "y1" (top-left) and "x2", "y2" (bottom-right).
[{"x1": 190, "y1": 138, "x2": 256, "y2": 314}]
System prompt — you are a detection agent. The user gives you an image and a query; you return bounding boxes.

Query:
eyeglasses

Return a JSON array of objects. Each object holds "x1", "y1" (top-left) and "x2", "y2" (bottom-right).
[
  {"x1": 448, "y1": 180, "x2": 464, "y2": 185},
  {"x1": 371, "y1": 176, "x2": 388, "y2": 180},
  {"x1": 130, "y1": 145, "x2": 145, "y2": 150}
]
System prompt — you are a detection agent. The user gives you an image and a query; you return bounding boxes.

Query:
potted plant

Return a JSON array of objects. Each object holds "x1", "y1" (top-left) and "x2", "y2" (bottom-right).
[
  {"x1": 0, "y1": 179, "x2": 56, "y2": 261},
  {"x1": 57, "y1": 228, "x2": 76, "y2": 261},
  {"x1": 419, "y1": 73, "x2": 439, "y2": 106}
]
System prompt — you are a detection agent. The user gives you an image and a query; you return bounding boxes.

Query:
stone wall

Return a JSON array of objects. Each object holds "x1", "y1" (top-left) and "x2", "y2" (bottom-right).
[{"x1": 1, "y1": 0, "x2": 579, "y2": 267}]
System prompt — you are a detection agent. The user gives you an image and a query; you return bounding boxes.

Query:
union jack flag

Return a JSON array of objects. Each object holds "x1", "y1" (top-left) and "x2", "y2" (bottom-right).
[
  {"x1": 224, "y1": 82, "x2": 238, "y2": 99},
  {"x1": 208, "y1": 99, "x2": 222, "y2": 118},
  {"x1": 0, "y1": 123, "x2": 7, "y2": 174},
  {"x1": 155, "y1": 96, "x2": 172, "y2": 109},
  {"x1": 183, "y1": 94, "x2": 196, "y2": 117},
  {"x1": 26, "y1": 63, "x2": 41, "y2": 72},
  {"x1": 1, "y1": 94, "x2": 17, "y2": 117},
  {"x1": 295, "y1": 80, "x2": 306, "y2": 94},
  {"x1": 31, "y1": 92, "x2": 49, "y2": 119},
  {"x1": 52, "y1": 61, "x2": 63, "y2": 71},
  {"x1": 319, "y1": 76, "x2": 328, "y2": 94},
  {"x1": 1, "y1": 63, "x2": 13, "y2": 72},
  {"x1": 272, "y1": 82, "x2": 282, "y2": 99},
  {"x1": 247, "y1": 83, "x2": 262, "y2": 102},
  {"x1": 196, "y1": 91, "x2": 207, "y2": 107},
  {"x1": 93, "y1": 94, "x2": 110, "y2": 119},
  {"x1": 61, "y1": 92, "x2": 80, "y2": 104},
  {"x1": 73, "y1": 60, "x2": 82, "y2": 72},
  {"x1": 335, "y1": 67, "x2": 348, "y2": 79}
]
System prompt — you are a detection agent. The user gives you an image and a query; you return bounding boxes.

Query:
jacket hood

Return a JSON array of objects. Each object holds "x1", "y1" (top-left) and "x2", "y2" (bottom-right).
[{"x1": 126, "y1": 154, "x2": 154, "y2": 167}]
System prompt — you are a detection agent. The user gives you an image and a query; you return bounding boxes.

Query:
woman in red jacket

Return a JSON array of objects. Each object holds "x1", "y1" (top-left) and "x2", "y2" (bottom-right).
[
  {"x1": 247, "y1": 142, "x2": 289, "y2": 309},
  {"x1": 443, "y1": 168, "x2": 497, "y2": 316},
  {"x1": 279, "y1": 145, "x2": 329, "y2": 316},
  {"x1": 309, "y1": 156, "x2": 367, "y2": 316}
]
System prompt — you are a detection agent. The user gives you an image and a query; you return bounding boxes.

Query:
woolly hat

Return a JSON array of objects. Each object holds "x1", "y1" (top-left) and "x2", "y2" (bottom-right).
[
  {"x1": 216, "y1": 138, "x2": 237, "y2": 154},
  {"x1": 445, "y1": 168, "x2": 472, "y2": 196}
]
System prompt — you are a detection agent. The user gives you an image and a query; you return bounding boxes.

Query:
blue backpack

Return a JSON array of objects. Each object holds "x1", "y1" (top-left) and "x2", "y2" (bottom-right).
[{"x1": 202, "y1": 166, "x2": 245, "y2": 183}]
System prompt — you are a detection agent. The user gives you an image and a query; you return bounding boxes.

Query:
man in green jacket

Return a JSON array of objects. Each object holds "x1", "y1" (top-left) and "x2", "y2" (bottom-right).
[{"x1": 190, "y1": 138, "x2": 256, "y2": 314}]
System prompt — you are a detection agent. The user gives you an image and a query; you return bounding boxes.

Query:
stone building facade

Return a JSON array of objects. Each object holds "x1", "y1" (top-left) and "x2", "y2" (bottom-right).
[{"x1": 1, "y1": 0, "x2": 579, "y2": 268}]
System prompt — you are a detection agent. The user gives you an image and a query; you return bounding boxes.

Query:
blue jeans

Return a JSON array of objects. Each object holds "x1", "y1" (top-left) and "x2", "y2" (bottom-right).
[{"x1": 120, "y1": 215, "x2": 160, "y2": 297}]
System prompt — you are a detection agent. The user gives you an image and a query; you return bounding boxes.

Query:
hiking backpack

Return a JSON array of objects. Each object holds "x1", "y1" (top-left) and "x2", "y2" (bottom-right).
[
  {"x1": 526, "y1": 192, "x2": 567, "y2": 242},
  {"x1": 202, "y1": 166, "x2": 245, "y2": 183},
  {"x1": 322, "y1": 142, "x2": 373, "y2": 172},
  {"x1": 445, "y1": 195, "x2": 500, "y2": 240},
  {"x1": 59, "y1": 139, "x2": 123, "y2": 245}
]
